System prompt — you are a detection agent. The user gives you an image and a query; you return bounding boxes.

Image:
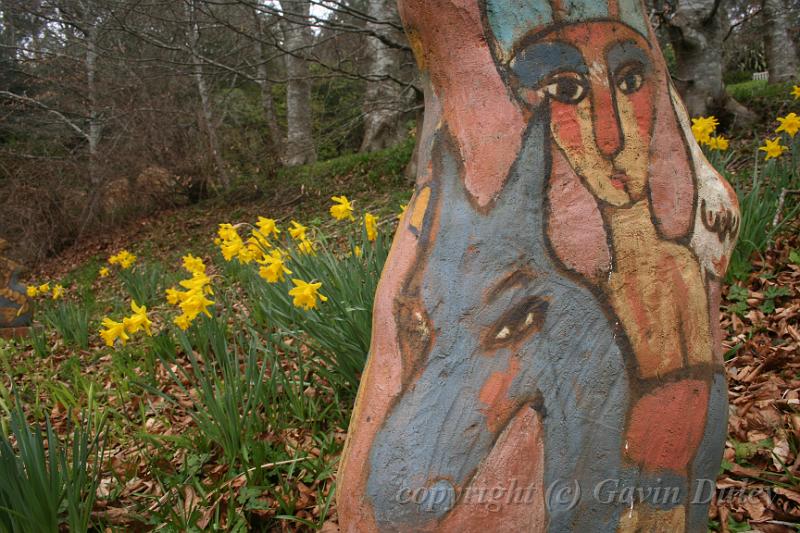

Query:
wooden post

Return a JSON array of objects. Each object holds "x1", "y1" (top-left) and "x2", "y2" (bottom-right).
[
  {"x1": 337, "y1": 1, "x2": 739, "y2": 531},
  {"x1": 0, "y1": 239, "x2": 32, "y2": 339}
]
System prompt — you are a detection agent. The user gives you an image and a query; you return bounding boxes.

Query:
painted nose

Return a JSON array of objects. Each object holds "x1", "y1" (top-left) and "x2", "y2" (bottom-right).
[{"x1": 592, "y1": 86, "x2": 624, "y2": 159}]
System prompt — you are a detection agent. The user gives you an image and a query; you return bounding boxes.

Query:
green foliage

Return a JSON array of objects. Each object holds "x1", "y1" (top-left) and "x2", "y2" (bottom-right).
[
  {"x1": 239, "y1": 229, "x2": 390, "y2": 389},
  {"x1": 276, "y1": 137, "x2": 414, "y2": 194},
  {"x1": 727, "y1": 79, "x2": 799, "y2": 124},
  {"x1": 119, "y1": 263, "x2": 170, "y2": 308},
  {"x1": 147, "y1": 317, "x2": 267, "y2": 467},
  {"x1": 724, "y1": 70, "x2": 755, "y2": 85},
  {"x1": 0, "y1": 396, "x2": 105, "y2": 533},
  {"x1": 41, "y1": 301, "x2": 91, "y2": 349},
  {"x1": 759, "y1": 285, "x2": 792, "y2": 314},
  {"x1": 725, "y1": 151, "x2": 800, "y2": 281}
]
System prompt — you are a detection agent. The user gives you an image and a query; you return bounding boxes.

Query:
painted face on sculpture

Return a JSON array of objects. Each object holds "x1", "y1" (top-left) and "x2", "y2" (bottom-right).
[{"x1": 510, "y1": 22, "x2": 656, "y2": 206}]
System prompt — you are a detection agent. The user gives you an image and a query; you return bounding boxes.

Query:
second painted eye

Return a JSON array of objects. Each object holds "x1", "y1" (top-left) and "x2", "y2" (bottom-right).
[
  {"x1": 542, "y1": 72, "x2": 589, "y2": 104},
  {"x1": 615, "y1": 62, "x2": 645, "y2": 94}
]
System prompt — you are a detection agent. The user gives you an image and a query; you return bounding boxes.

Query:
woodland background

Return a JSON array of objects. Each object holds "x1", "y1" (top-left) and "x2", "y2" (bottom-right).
[{"x1": 0, "y1": 0, "x2": 798, "y2": 264}]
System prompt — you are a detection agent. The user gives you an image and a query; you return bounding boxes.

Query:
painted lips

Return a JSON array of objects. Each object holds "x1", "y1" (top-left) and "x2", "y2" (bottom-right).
[{"x1": 610, "y1": 172, "x2": 629, "y2": 190}]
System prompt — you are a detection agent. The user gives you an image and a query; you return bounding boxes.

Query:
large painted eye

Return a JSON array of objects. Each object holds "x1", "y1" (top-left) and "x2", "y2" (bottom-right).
[
  {"x1": 541, "y1": 72, "x2": 589, "y2": 104},
  {"x1": 615, "y1": 62, "x2": 645, "y2": 94}
]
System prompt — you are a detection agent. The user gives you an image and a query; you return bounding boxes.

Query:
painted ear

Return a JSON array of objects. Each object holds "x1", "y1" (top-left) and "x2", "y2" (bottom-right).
[
  {"x1": 647, "y1": 83, "x2": 695, "y2": 241},
  {"x1": 398, "y1": 0, "x2": 526, "y2": 207}
]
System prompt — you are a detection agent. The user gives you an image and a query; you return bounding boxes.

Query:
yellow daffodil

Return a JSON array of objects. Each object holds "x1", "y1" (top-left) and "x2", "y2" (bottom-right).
[
  {"x1": 217, "y1": 223, "x2": 239, "y2": 242},
  {"x1": 353, "y1": 245, "x2": 362, "y2": 258},
  {"x1": 289, "y1": 279, "x2": 328, "y2": 311},
  {"x1": 258, "y1": 250, "x2": 292, "y2": 283},
  {"x1": 26, "y1": 286, "x2": 39, "y2": 297},
  {"x1": 51, "y1": 285, "x2": 64, "y2": 300},
  {"x1": 182, "y1": 254, "x2": 206, "y2": 275},
  {"x1": 99, "y1": 267, "x2": 110, "y2": 278},
  {"x1": 691, "y1": 116, "x2": 719, "y2": 145},
  {"x1": 179, "y1": 272, "x2": 213, "y2": 295},
  {"x1": 179, "y1": 291, "x2": 214, "y2": 321},
  {"x1": 166, "y1": 287, "x2": 182, "y2": 305},
  {"x1": 123, "y1": 301, "x2": 152, "y2": 336},
  {"x1": 365, "y1": 213, "x2": 378, "y2": 242},
  {"x1": 109, "y1": 250, "x2": 136, "y2": 269},
  {"x1": 38, "y1": 283, "x2": 50, "y2": 294},
  {"x1": 792, "y1": 85, "x2": 800, "y2": 100},
  {"x1": 256, "y1": 217, "x2": 280, "y2": 239},
  {"x1": 759, "y1": 137, "x2": 788, "y2": 160},
  {"x1": 220, "y1": 235, "x2": 244, "y2": 262},
  {"x1": 776, "y1": 112, "x2": 800, "y2": 138},
  {"x1": 330, "y1": 195, "x2": 355, "y2": 221},
  {"x1": 288, "y1": 221, "x2": 307, "y2": 241},
  {"x1": 174, "y1": 314, "x2": 192, "y2": 331},
  {"x1": 297, "y1": 238, "x2": 316, "y2": 255},
  {"x1": 707, "y1": 135, "x2": 729, "y2": 151},
  {"x1": 99, "y1": 317, "x2": 129, "y2": 347}
]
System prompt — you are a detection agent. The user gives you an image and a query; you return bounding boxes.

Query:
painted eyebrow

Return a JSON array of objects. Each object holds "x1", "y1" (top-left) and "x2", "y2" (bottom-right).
[
  {"x1": 510, "y1": 41, "x2": 587, "y2": 87},
  {"x1": 606, "y1": 40, "x2": 651, "y2": 73}
]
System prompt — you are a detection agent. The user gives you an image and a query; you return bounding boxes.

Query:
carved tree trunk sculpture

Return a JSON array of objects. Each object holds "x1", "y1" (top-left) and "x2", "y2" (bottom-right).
[
  {"x1": 0, "y1": 239, "x2": 31, "y2": 339},
  {"x1": 338, "y1": 0, "x2": 740, "y2": 530}
]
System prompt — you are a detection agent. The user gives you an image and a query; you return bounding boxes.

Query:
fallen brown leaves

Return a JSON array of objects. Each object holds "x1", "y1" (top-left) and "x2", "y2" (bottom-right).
[{"x1": 716, "y1": 231, "x2": 800, "y2": 532}]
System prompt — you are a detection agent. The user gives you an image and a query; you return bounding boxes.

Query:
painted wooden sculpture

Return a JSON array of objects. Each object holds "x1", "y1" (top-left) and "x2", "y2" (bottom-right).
[
  {"x1": 0, "y1": 239, "x2": 32, "y2": 339},
  {"x1": 337, "y1": 0, "x2": 740, "y2": 531}
]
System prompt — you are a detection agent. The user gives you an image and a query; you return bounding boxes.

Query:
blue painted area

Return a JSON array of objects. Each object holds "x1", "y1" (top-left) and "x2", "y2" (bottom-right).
[
  {"x1": 486, "y1": 0, "x2": 553, "y2": 55},
  {"x1": 512, "y1": 42, "x2": 587, "y2": 87},
  {"x1": 366, "y1": 113, "x2": 632, "y2": 531},
  {"x1": 619, "y1": 0, "x2": 649, "y2": 37},
  {"x1": 687, "y1": 372, "x2": 728, "y2": 530},
  {"x1": 562, "y1": 0, "x2": 608, "y2": 23}
]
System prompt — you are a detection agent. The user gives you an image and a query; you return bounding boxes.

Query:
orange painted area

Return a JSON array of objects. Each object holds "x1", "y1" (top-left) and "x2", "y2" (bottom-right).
[
  {"x1": 410, "y1": 187, "x2": 431, "y2": 231},
  {"x1": 440, "y1": 406, "x2": 546, "y2": 532},
  {"x1": 478, "y1": 357, "x2": 522, "y2": 434},
  {"x1": 397, "y1": 0, "x2": 526, "y2": 207},
  {"x1": 625, "y1": 380, "x2": 709, "y2": 473}
]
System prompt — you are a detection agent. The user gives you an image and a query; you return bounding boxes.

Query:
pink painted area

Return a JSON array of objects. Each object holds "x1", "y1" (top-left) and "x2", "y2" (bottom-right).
[
  {"x1": 648, "y1": 81, "x2": 694, "y2": 240},
  {"x1": 547, "y1": 147, "x2": 611, "y2": 282},
  {"x1": 398, "y1": 0, "x2": 526, "y2": 206},
  {"x1": 336, "y1": 185, "x2": 432, "y2": 530},
  {"x1": 440, "y1": 406, "x2": 546, "y2": 532},
  {"x1": 625, "y1": 380, "x2": 709, "y2": 473}
]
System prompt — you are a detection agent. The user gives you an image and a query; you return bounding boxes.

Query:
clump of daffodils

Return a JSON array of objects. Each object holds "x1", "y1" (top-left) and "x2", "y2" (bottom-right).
[
  {"x1": 99, "y1": 300, "x2": 152, "y2": 347},
  {"x1": 108, "y1": 250, "x2": 137, "y2": 270},
  {"x1": 26, "y1": 282, "x2": 64, "y2": 300},
  {"x1": 165, "y1": 254, "x2": 215, "y2": 331},
  {"x1": 691, "y1": 116, "x2": 729, "y2": 151}
]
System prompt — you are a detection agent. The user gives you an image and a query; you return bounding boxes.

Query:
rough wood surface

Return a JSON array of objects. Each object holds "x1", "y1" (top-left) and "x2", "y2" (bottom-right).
[{"x1": 337, "y1": 1, "x2": 740, "y2": 530}]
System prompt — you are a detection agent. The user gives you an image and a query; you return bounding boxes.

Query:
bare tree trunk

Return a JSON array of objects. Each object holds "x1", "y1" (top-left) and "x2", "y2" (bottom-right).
[
  {"x1": 252, "y1": 9, "x2": 284, "y2": 160},
  {"x1": 278, "y1": 0, "x2": 316, "y2": 166},
  {"x1": 666, "y1": 0, "x2": 757, "y2": 123},
  {"x1": 186, "y1": 0, "x2": 230, "y2": 191},
  {"x1": 359, "y1": 0, "x2": 408, "y2": 153},
  {"x1": 763, "y1": 0, "x2": 799, "y2": 83}
]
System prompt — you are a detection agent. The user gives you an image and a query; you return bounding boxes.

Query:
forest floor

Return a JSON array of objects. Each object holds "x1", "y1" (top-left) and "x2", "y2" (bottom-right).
[{"x1": 3, "y1": 141, "x2": 800, "y2": 531}]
